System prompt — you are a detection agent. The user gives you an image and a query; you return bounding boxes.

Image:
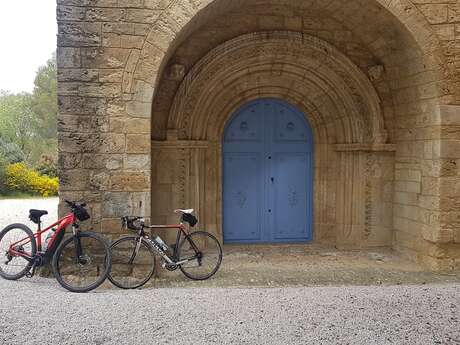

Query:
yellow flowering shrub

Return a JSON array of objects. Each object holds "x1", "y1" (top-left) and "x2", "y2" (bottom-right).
[{"x1": 6, "y1": 163, "x2": 58, "y2": 197}]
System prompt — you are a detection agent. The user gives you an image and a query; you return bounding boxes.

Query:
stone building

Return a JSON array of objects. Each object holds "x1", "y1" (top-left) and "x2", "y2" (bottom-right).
[{"x1": 57, "y1": 0, "x2": 460, "y2": 271}]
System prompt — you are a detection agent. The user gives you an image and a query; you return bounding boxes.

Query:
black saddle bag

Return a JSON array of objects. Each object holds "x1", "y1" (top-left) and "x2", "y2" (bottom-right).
[{"x1": 182, "y1": 213, "x2": 198, "y2": 227}]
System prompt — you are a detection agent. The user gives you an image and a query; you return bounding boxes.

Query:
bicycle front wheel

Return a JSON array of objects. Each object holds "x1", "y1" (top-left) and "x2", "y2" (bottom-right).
[
  {"x1": 52, "y1": 232, "x2": 111, "y2": 293},
  {"x1": 179, "y1": 231, "x2": 222, "y2": 280},
  {"x1": 108, "y1": 236, "x2": 156, "y2": 289}
]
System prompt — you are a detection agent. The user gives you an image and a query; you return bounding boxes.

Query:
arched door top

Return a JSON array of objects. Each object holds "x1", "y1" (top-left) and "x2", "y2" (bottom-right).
[{"x1": 224, "y1": 98, "x2": 314, "y2": 149}]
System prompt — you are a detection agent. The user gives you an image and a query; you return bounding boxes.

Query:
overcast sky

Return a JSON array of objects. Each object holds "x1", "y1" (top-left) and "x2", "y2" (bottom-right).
[{"x1": 0, "y1": 0, "x2": 57, "y2": 93}]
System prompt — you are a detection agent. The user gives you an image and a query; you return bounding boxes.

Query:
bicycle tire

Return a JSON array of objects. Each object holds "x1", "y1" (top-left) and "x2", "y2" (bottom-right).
[
  {"x1": 108, "y1": 236, "x2": 156, "y2": 289},
  {"x1": 52, "y1": 232, "x2": 111, "y2": 293},
  {"x1": 178, "y1": 231, "x2": 222, "y2": 281},
  {"x1": 0, "y1": 224, "x2": 36, "y2": 280}
]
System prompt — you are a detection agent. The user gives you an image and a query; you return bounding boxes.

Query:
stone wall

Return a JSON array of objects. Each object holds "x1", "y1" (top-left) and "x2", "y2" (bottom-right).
[{"x1": 57, "y1": 0, "x2": 460, "y2": 270}]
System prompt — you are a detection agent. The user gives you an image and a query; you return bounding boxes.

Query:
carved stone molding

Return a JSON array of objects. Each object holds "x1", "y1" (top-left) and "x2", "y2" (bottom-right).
[{"x1": 169, "y1": 31, "x2": 387, "y2": 145}]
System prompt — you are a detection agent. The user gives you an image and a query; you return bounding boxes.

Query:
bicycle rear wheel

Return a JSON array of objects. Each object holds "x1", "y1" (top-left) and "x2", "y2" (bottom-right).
[
  {"x1": 0, "y1": 224, "x2": 36, "y2": 280},
  {"x1": 179, "y1": 231, "x2": 222, "y2": 280},
  {"x1": 108, "y1": 236, "x2": 156, "y2": 289},
  {"x1": 52, "y1": 232, "x2": 111, "y2": 293}
]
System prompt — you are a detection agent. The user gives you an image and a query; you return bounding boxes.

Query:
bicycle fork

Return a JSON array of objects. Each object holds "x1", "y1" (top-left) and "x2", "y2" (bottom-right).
[
  {"x1": 128, "y1": 237, "x2": 143, "y2": 264},
  {"x1": 72, "y1": 225, "x2": 84, "y2": 264}
]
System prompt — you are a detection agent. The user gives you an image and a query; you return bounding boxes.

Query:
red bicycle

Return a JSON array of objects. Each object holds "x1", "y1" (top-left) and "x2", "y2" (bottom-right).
[{"x1": 0, "y1": 200, "x2": 111, "y2": 293}]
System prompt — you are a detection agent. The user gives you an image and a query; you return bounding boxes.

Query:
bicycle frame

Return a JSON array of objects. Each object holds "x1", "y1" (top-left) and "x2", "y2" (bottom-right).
[
  {"x1": 141, "y1": 222, "x2": 201, "y2": 266},
  {"x1": 8, "y1": 213, "x2": 76, "y2": 261}
]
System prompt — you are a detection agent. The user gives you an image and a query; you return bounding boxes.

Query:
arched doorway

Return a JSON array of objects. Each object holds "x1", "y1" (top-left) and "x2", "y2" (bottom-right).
[
  {"x1": 150, "y1": 31, "x2": 393, "y2": 248},
  {"x1": 223, "y1": 98, "x2": 313, "y2": 243}
]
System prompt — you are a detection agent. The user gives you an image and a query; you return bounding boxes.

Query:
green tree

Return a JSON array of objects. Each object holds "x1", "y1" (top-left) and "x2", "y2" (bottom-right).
[
  {"x1": 0, "y1": 91, "x2": 37, "y2": 161},
  {"x1": 0, "y1": 54, "x2": 58, "y2": 166},
  {"x1": 0, "y1": 152, "x2": 8, "y2": 193},
  {"x1": 32, "y1": 54, "x2": 57, "y2": 140}
]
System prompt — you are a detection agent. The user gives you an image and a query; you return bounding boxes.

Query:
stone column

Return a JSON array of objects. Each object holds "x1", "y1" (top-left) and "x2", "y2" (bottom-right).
[
  {"x1": 335, "y1": 144, "x2": 396, "y2": 249},
  {"x1": 151, "y1": 140, "x2": 214, "y2": 242}
]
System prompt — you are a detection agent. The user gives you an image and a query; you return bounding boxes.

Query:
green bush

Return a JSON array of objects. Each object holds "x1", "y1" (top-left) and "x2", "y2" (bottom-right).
[
  {"x1": 5, "y1": 162, "x2": 58, "y2": 197},
  {"x1": 0, "y1": 153, "x2": 8, "y2": 194},
  {"x1": 35, "y1": 154, "x2": 57, "y2": 178},
  {"x1": 0, "y1": 137, "x2": 25, "y2": 163}
]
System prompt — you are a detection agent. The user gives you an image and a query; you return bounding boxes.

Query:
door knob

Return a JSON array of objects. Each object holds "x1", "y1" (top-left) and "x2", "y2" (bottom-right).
[{"x1": 271, "y1": 177, "x2": 274, "y2": 183}]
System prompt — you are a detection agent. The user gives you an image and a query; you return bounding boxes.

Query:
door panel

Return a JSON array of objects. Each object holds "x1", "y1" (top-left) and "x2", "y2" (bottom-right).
[
  {"x1": 272, "y1": 104, "x2": 311, "y2": 144},
  {"x1": 272, "y1": 153, "x2": 311, "y2": 241},
  {"x1": 223, "y1": 153, "x2": 263, "y2": 242},
  {"x1": 224, "y1": 102, "x2": 264, "y2": 143}
]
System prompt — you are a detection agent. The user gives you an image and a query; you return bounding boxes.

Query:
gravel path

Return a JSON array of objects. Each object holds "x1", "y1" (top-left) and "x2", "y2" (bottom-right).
[
  {"x1": 0, "y1": 199, "x2": 459, "y2": 344},
  {"x1": 0, "y1": 197, "x2": 58, "y2": 230},
  {"x1": 0, "y1": 278, "x2": 459, "y2": 345}
]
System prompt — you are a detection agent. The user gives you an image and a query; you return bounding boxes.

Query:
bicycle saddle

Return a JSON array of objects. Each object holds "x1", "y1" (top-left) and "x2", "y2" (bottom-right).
[
  {"x1": 29, "y1": 209, "x2": 48, "y2": 224},
  {"x1": 174, "y1": 209, "x2": 194, "y2": 214}
]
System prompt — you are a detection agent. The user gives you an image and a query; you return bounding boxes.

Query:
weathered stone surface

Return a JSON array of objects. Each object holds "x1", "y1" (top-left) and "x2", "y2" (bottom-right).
[
  {"x1": 58, "y1": 0, "x2": 460, "y2": 272},
  {"x1": 59, "y1": 169, "x2": 90, "y2": 191},
  {"x1": 59, "y1": 133, "x2": 125, "y2": 154},
  {"x1": 58, "y1": 96, "x2": 107, "y2": 115},
  {"x1": 58, "y1": 115, "x2": 109, "y2": 133},
  {"x1": 57, "y1": 47, "x2": 81, "y2": 68},
  {"x1": 110, "y1": 172, "x2": 150, "y2": 191},
  {"x1": 124, "y1": 154, "x2": 150, "y2": 170},
  {"x1": 126, "y1": 134, "x2": 150, "y2": 153},
  {"x1": 126, "y1": 9, "x2": 161, "y2": 23},
  {"x1": 126, "y1": 101, "x2": 151, "y2": 118},
  {"x1": 58, "y1": 22, "x2": 102, "y2": 46},
  {"x1": 100, "y1": 218, "x2": 124, "y2": 234},
  {"x1": 125, "y1": 118, "x2": 150, "y2": 133},
  {"x1": 102, "y1": 191, "x2": 150, "y2": 217},
  {"x1": 58, "y1": 69, "x2": 99, "y2": 82},
  {"x1": 82, "y1": 48, "x2": 131, "y2": 69},
  {"x1": 419, "y1": 4, "x2": 449, "y2": 24},
  {"x1": 99, "y1": 69, "x2": 124, "y2": 83},
  {"x1": 86, "y1": 8, "x2": 127, "y2": 22},
  {"x1": 57, "y1": 6, "x2": 86, "y2": 22}
]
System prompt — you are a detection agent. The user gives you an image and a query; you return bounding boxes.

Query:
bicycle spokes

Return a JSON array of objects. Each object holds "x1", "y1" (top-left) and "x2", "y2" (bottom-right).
[
  {"x1": 56, "y1": 235, "x2": 107, "y2": 289},
  {"x1": 0, "y1": 228, "x2": 35, "y2": 277},
  {"x1": 108, "y1": 237, "x2": 156, "y2": 289}
]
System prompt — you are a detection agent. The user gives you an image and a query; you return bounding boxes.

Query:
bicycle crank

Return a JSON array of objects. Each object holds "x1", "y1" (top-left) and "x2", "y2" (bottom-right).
[{"x1": 162, "y1": 261, "x2": 178, "y2": 271}]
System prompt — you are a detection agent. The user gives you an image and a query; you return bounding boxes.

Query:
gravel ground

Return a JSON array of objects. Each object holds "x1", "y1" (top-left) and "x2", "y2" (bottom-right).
[
  {"x1": 0, "y1": 197, "x2": 58, "y2": 231},
  {"x1": 1, "y1": 198, "x2": 459, "y2": 344},
  {"x1": 0, "y1": 278, "x2": 459, "y2": 345}
]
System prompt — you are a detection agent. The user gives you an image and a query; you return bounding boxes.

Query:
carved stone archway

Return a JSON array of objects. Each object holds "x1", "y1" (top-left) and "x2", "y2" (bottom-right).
[
  {"x1": 56, "y1": 0, "x2": 460, "y2": 270},
  {"x1": 152, "y1": 32, "x2": 395, "y2": 247}
]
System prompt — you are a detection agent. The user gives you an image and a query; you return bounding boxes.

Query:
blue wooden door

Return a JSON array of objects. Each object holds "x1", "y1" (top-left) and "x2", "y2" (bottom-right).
[{"x1": 223, "y1": 99, "x2": 313, "y2": 243}]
